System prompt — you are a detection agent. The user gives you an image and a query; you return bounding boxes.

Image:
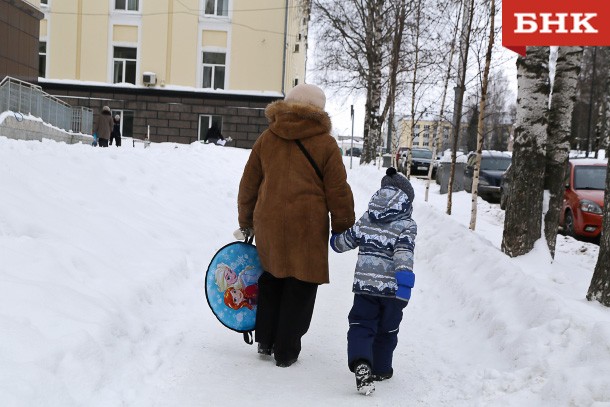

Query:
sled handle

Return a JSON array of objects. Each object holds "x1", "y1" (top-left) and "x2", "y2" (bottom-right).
[
  {"x1": 246, "y1": 235, "x2": 254, "y2": 245},
  {"x1": 243, "y1": 331, "x2": 253, "y2": 344}
]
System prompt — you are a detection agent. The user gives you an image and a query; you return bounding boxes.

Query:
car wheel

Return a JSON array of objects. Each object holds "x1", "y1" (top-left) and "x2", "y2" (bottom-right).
[{"x1": 564, "y1": 211, "x2": 575, "y2": 237}]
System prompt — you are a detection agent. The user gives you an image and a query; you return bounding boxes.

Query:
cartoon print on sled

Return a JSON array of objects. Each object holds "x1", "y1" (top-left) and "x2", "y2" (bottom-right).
[{"x1": 205, "y1": 242, "x2": 263, "y2": 333}]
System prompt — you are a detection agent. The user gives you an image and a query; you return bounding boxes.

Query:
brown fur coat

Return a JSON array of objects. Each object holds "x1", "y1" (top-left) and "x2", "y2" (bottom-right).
[{"x1": 238, "y1": 100, "x2": 355, "y2": 284}]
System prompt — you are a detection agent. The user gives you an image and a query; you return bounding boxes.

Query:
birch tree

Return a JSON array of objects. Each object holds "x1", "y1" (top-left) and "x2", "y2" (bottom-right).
[
  {"x1": 586, "y1": 58, "x2": 610, "y2": 306},
  {"x1": 446, "y1": 0, "x2": 475, "y2": 215},
  {"x1": 543, "y1": 47, "x2": 583, "y2": 258},
  {"x1": 469, "y1": 0, "x2": 495, "y2": 231},
  {"x1": 312, "y1": 0, "x2": 409, "y2": 164},
  {"x1": 501, "y1": 47, "x2": 550, "y2": 257},
  {"x1": 424, "y1": 0, "x2": 462, "y2": 202},
  {"x1": 586, "y1": 157, "x2": 610, "y2": 304}
]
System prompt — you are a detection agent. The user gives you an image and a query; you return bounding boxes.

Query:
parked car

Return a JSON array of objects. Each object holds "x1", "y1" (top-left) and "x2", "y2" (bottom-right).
[
  {"x1": 560, "y1": 159, "x2": 607, "y2": 239},
  {"x1": 499, "y1": 164, "x2": 511, "y2": 210},
  {"x1": 463, "y1": 151, "x2": 512, "y2": 202},
  {"x1": 397, "y1": 147, "x2": 436, "y2": 176},
  {"x1": 345, "y1": 147, "x2": 361, "y2": 157},
  {"x1": 435, "y1": 150, "x2": 467, "y2": 185}
]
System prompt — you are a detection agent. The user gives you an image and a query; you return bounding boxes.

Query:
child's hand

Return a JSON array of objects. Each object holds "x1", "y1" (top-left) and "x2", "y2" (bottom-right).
[{"x1": 395, "y1": 270, "x2": 415, "y2": 301}]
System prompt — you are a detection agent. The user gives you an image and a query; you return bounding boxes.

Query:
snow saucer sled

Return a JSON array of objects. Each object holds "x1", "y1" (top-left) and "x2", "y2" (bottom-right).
[{"x1": 205, "y1": 239, "x2": 263, "y2": 343}]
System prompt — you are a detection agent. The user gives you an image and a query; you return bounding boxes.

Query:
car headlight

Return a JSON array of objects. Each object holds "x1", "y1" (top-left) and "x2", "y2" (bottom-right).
[{"x1": 580, "y1": 199, "x2": 602, "y2": 214}]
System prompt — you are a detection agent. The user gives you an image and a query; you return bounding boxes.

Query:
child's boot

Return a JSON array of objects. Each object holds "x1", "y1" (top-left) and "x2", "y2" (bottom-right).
[{"x1": 354, "y1": 361, "x2": 375, "y2": 395}]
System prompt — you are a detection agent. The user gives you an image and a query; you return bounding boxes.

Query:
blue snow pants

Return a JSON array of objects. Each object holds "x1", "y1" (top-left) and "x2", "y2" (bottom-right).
[{"x1": 347, "y1": 293, "x2": 408, "y2": 375}]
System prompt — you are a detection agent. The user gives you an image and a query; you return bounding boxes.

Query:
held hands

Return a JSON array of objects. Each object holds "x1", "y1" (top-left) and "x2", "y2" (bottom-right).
[{"x1": 233, "y1": 227, "x2": 254, "y2": 241}]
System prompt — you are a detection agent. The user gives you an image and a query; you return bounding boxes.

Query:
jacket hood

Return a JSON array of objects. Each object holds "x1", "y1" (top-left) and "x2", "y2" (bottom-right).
[
  {"x1": 264, "y1": 100, "x2": 332, "y2": 140},
  {"x1": 368, "y1": 186, "x2": 413, "y2": 223}
]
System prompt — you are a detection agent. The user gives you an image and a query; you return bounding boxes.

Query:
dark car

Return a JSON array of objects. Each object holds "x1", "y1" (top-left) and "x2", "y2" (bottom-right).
[
  {"x1": 499, "y1": 164, "x2": 511, "y2": 210},
  {"x1": 463, "y1": 151, "x2": 512, "y2": 202},
  {"x1": 398, "y1": 148, "x2": 436, "y2": 176},
  {"x1": 560, "y1": 159, "x2": 607, "y2": 239},
  {"x1": 345, "y1": 147, "x2": 362, "y2": 157}
]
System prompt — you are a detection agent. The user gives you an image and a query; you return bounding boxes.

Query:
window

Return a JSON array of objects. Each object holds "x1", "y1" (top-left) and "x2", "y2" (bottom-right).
[
  {"x1": 39, "y1": 42, "x2": 46, "y2": 78},
  {"x1": 40, "y1": 0, "x2": 48, "y2": 5},
  {"x1": 293, "y1": 78, "x2": 299, "y2": 87},
  {"x1": 294, "y1": 44, "x2": 300, "y2": 53},
  {"x1": 574, "y1": 166, "x2": 607, "y2": 190},
  {"x1": 204, "y1": 0, "x2": 228, "y2": 16},
  {"x1": 202, "y1": 52, "x2": 225, "y2": 89},
  {"x1": 113, "y1": 47, "x2": 137, "y2": 84},
  {"x1": 199, "y1": 115, "x2": 223, "y2": 141},
  {"x1": 111, "y1": 110, "x2": 135, "y2": 138},
  {"x1": 424, "y1": 125, "x2": 430, "y2": 130},
  {"x1": 115, "y1": 0, "x2": 139, "y2": 11}
]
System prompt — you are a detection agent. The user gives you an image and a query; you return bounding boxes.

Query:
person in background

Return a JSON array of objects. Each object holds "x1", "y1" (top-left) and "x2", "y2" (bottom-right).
[
  {"x1": 204, "y1": 123, "x2": 225, "y2": 145},
  {"x1": 236, "y1": 83, "x2": 355, "y2": 368},
  {"x1": 330, "y1": 167, "x2": 417, "y2": 396},
  {"x1": 94, "y1": 106, "x2": 114, "y2": 148},
  {"x1": 109, "y1": 114, "x2": 122, "y2": 147}
]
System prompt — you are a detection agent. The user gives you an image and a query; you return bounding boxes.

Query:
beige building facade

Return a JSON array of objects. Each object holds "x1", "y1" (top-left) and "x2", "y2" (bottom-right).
[
  {"x1": 397, "y1": 117, "x2": 457, "y2": 153},
  {"x1": 34, "y1": 0, "x2": 311, "y2": 147}
]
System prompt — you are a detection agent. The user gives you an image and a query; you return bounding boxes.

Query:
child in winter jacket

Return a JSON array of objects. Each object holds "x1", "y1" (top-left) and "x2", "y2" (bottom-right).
[{"x1": 330, "y1": 167, "x2": 417, "y2": 396}]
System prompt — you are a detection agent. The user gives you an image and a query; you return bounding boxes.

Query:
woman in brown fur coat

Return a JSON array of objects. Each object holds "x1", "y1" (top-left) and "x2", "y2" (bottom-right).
[{"x1": 237, "y1": 83, "x2": 355, "y2": 367}]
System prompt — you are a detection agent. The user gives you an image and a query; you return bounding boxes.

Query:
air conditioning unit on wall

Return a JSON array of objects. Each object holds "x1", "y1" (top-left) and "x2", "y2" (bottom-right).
[{"x1": 143, "y1": 72, "x2": 157, "y2": 86}]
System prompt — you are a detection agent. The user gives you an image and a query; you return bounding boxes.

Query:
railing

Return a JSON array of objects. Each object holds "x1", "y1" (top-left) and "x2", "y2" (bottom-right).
[
  {"x1": 0, "y1": 76, "x2": 92, "y2": 134},
  {"x1": 71, "y1": 106, "x2": 93, "y2": 134}
]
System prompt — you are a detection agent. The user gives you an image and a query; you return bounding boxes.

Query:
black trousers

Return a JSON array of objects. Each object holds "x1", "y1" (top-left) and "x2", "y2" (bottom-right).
[
  {"x1": 98, "y1": 138, "x2": 109, "y2": 147},
  {"x1": 109, "y1": 134, "x2": 121, "y2": 146},
  {"x1": 255, "y1": 271, "x2": 318, "y2": 363}
]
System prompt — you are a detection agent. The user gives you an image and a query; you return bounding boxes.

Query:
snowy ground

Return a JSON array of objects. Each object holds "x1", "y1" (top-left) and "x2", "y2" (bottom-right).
[{"x1": 1, "y1": 136, "x2": 609, "y2": 406}]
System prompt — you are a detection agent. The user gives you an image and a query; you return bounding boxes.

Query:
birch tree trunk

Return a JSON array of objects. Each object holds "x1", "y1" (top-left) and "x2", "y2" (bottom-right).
[
  {"x1": 501, "y1": 46, "x2": 550, "y2": 257},
  {"x1": 586, "y1": 61, "x2": 610, "y2": 306},
  {"x1": 469, "y1": 0, "x2": 495, "y2": 231},
  {"x1": 586, "y1": 143, "x2": 610, "y2": 305},
  {"x1": 361, "y1": 1, "x2": 384, "y2": 166},
  {"x1": 425, "y1": 0, "x2": 462, "y2": 202},
  {"x1": 544, "y1": 46, "x2": 583, "y2": 258},
  {"x1": 405, "y1": 0, "x2": 422, "y2": 179},
  {"x1": 447, "y1": 0, "x2": 475, "y2": 215}
]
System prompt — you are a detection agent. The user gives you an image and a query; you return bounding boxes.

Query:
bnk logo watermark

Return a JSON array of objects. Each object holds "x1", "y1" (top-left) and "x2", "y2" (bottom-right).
[{"x1": 503, "y1": 1, "x2": 610, "y2": 56}]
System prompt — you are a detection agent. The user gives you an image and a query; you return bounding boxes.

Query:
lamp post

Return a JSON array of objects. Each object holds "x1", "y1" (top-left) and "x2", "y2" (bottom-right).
[{"x1": 350, "y1": 104, "x2": 354, "y2": 169}]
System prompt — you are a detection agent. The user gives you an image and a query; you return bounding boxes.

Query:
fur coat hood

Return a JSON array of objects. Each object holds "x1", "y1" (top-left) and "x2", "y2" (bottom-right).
[{"x1": 238, "y1": 99, "x2": 355, "y2": 284}]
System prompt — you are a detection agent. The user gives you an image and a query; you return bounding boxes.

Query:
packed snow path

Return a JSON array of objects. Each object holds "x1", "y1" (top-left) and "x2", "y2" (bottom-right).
[{"x1": 0, "y1": 138, "x2": 609, "y2": 406}]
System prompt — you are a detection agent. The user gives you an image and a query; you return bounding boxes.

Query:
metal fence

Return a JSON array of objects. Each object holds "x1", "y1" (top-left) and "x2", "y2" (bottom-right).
[{"x1": 0, "y1": 76, "x2": 92, "y2": 134}]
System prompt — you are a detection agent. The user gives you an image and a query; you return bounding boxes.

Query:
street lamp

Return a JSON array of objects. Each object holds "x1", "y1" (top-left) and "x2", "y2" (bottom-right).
[{"x1": 350, "y1": 104, "x2": 354, "y2": 169}]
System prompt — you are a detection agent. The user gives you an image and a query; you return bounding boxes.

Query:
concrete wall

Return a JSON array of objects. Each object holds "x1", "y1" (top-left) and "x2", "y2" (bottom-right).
[
  {"x1": 43, "y1": 82, "x2": 278, "y2": 149},
  {"x1": 0, "y1": 0, "x2": 44, "y2": 83},
  {"x1": 0, "y1": 115, "x2": 92, "y2": 144}
]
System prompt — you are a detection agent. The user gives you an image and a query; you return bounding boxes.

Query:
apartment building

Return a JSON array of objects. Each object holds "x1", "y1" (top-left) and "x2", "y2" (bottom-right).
[
  {"x1": 35, "y1": 0, "x2": 311, "y2": 147},
  {"x1": 396, "y1": 115, "x2": 458, "y2": 153},
  {"x1": 0, "y1": 0, "x2": 44, "y2": 83},
  {"x1": 396, "y1": 111, "x2": 514, "y2": 154}
]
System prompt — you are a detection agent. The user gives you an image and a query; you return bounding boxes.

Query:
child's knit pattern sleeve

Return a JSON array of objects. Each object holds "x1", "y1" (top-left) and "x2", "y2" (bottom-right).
[
  {"x1": 394, "y1": 219, "x2": 417, "y2": 272},
  {"x1": 330, "y1": 218, "x2": 362, "y2": 253},
  {"x1": 394, "y1": 219, "x2": 417, "y2": 301}
]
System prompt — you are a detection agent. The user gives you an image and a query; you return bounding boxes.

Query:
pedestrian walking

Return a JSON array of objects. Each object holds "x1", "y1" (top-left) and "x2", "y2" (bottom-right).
[
  {"x1": 236, "y1": 83, "x2": 355, "y2": 368},
  {"x1": 331, "y1": 167, "x2": 417, "y2": 395},
  {"x1": 94, "y1": 106, "x2": 114, "y2": 148},
  {"x1": 109, "y1": 114, "x2": 122, "y2": 147}
]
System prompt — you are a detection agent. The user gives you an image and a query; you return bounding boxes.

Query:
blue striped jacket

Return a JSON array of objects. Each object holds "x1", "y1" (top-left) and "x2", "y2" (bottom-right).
[{"x1": 330, "y1": 186, "x2": 417, "y2": 301}]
